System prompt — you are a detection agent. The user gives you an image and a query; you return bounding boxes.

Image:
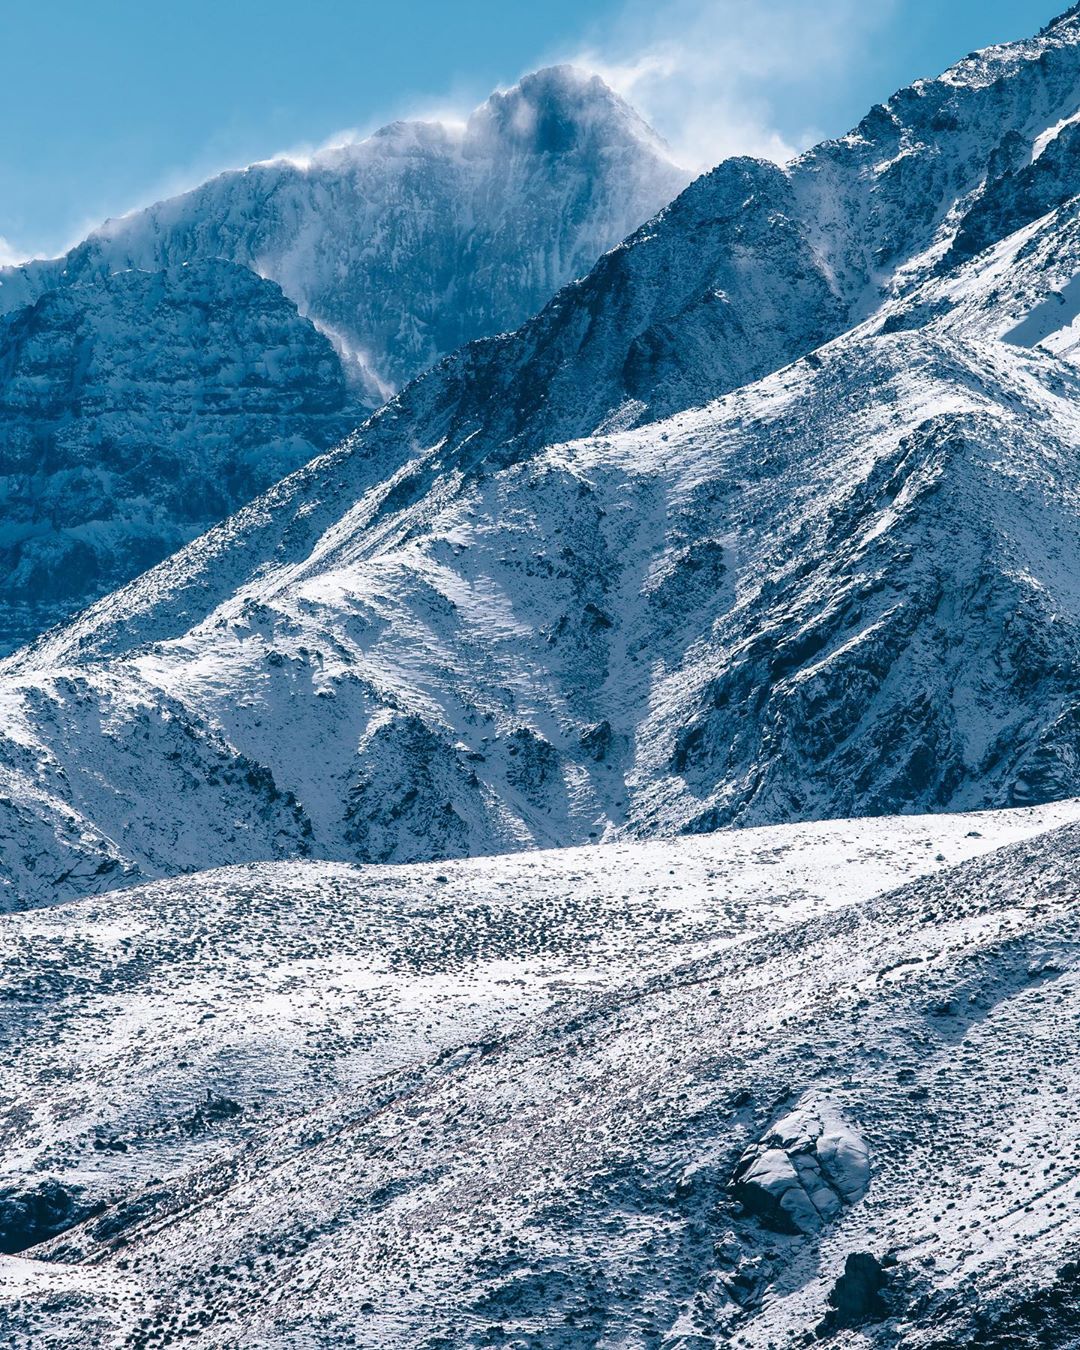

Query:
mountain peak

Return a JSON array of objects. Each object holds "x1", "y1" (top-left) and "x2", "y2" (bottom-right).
[
  {"x1": 1043, "y1": 3, "x2": 1080, "y2": 34},
  {"x1": 467, "y1": 64, "x2": 675, "y2": 161},
  {"x1": 0, "y1": 63, "x2": 688, "y2": 652}
]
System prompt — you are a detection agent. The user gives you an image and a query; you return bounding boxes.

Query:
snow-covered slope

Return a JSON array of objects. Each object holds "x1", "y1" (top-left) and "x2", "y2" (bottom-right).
[
  {"x1": 3, "y1": 807, "x2": 1080, "y2": 1345},
  {"x1": 7, "y1": 807, "x2": 1060, "y2": 1250},
  {"x1": 0, "y1": 68, "x2": 686, "y2": 654},
  {"x1": 7, "y1": 311, "x2": 1080, "y2": 905}
]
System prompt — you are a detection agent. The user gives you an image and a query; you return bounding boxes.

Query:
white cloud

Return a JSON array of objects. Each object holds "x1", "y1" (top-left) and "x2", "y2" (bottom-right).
[
  {"x1": 0, "y1": 235, "x2": 28, "y2": 267},
  {"x1": 564, "y1": 0, "x2": 898, "y2": 171}
]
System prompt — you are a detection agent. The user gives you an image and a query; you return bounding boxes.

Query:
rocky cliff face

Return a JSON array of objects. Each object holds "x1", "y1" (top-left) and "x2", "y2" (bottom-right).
[{"x1": 0, "y1": 260, "x2": 354, "y2": 652}]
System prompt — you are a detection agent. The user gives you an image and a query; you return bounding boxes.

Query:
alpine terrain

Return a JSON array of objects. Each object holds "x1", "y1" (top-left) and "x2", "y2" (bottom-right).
[{"x1": 5, "y1": 5, "x2": 1080, "y2": 1347}]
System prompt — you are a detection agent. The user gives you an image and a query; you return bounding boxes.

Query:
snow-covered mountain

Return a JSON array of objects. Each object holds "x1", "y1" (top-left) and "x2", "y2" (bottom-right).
[
  {"x1": 10, "y1": 10, "x2": 1080, "y2": 1346},
  {"x1": 3, "y1": 804, "x2": 1080, "y2": 1345},
  {"x1": 0, "y1": 68, "x2": 688, "y2": 404},
  {"x1": 0, "y1": 68, "x2": 687, "y2": 654},
  {"x1": 7, "y1": 9, "x2": 1080, "y2": 903}
]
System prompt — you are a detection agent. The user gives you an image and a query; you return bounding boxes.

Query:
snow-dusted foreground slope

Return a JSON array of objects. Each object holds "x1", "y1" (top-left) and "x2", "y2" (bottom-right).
[{"x1": 3, "y1": 804, "x2": 1080, "y2": 1346}]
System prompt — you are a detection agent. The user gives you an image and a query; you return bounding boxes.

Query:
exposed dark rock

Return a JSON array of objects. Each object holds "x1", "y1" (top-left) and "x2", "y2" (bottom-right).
[
  {"x1": 817, "y1": 1252, "x2": 890, "y2": 1334},
  {"x1": 0, "y1": 1180, "x2": 102, "y2": 1253}
]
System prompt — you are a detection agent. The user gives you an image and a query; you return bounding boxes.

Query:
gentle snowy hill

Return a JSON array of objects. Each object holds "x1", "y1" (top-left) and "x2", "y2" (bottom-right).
[
  {"x1": 0, "y1": 68, "x2": 686, "y2": 654},
  {"x1": 3, "y1": 806, "x2": 1080, "y2": 1345}
]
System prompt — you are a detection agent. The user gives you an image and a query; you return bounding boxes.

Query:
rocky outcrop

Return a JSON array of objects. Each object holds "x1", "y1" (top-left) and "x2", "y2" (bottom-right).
[
  {"x1": 731, "y1": 1095, "x2": 870, "y2": 1236},
  {"x1": 818, "y1": 1252, "x2": 892, "y2": 1333},
  {"x1": 949, "y1": 120, "x2": 1080, "y2": 264},
  {"x1": 343, "y1": 713, "x2": 480, "y2": 864},
  {"x1": 0, "y1": 1180, "x2": 100, "y2": 1254}
]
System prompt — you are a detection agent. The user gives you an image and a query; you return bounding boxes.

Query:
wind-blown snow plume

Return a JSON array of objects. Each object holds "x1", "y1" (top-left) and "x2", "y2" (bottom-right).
[
  {"x1": 570, "y1": 0, "x2": 898, "y2": 168},
  {"x1": 0, "y1": 235, "x2": 26, "y2": 266}
]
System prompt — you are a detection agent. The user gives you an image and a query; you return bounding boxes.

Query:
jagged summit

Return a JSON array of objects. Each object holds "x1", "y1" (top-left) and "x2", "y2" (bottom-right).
[
  {"x1": 1043, "y1": 3, "x2": 1080, "y2": 34},
  {"x1": 8, "y1": 15, "x2": 1080, "y2": 660},
  {"x1": 467, "y1": 64, "x2": 672, "y2": 158},
  {"x1": 257, "y1": 67, "x2": 670, "y2": 169}
]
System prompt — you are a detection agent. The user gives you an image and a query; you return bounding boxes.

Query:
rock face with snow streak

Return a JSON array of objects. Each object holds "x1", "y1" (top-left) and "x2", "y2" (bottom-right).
[{"x1": 0, "y1": 260, "x2": 355, "y2": 652}]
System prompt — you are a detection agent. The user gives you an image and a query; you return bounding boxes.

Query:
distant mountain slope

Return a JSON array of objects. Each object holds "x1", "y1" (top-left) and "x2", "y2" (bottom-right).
[
  {"x1": 7, "y1": 11, "x2": 1080, "y2": 901},
  {"x1": 0, "y1": 260, "x2": 354, "y2": 651},
  {"x1": 0, "y1": 68, "x2": 686, "y2": 654},
  {"x1": 3, "y1": 811, "x2": 1080, "y2": 1345},
  {"x1": 0, "y1": 67, "x2": 687, "y2": 404}
]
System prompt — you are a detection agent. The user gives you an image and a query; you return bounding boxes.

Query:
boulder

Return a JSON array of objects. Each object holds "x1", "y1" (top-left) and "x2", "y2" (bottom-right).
[{"x1": 730, "y1": 1095, "x2": 870, "y2": 1235}]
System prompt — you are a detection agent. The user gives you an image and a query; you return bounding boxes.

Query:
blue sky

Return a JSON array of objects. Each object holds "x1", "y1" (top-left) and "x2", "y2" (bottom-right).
[{"x1": 0, "y1": 0, "x2": 1067, "y2": 261}]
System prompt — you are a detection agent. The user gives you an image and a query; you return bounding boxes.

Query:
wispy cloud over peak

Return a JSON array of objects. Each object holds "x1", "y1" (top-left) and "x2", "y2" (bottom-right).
[
  {"x1": 563, "y1": 0, "x2": 898, "y2": 171},
  {"x1": 0, "y1": 236, "x2": 29, "y2": 267}
]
